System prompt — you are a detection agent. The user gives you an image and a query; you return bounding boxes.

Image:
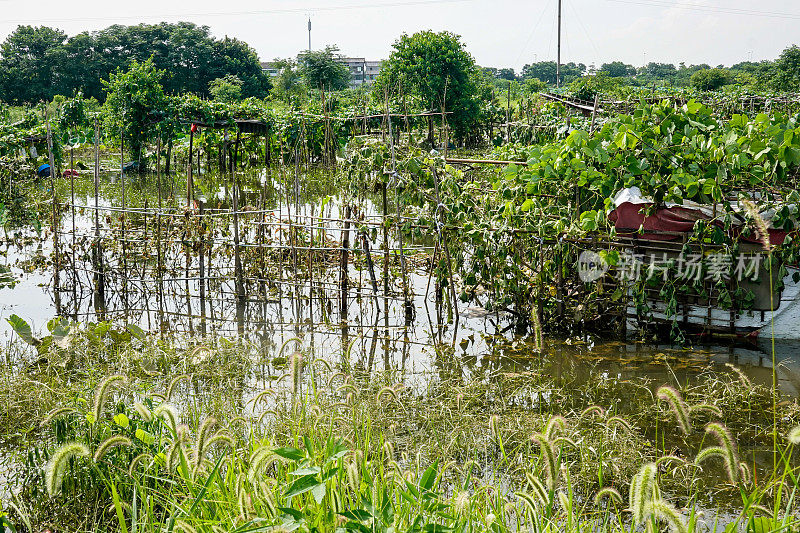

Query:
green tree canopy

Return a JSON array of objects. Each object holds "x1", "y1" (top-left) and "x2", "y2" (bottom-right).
[
  {"x1": 270, "y1": 59, "x2": 304, "y2": 101},
  {"x1": 521, "y1": 61, "x2": 585, "y2": 85},
  {"x1": 297, "y1": 46, "x2": 351, "y2": 91},
  {"x1": 377, "y1": 30, "x2": 480, "y2": 143},
  {"x1": 599, "y1": 61, "x2": 636, "y2": 78},
  {"x1": 102, "y1": 57, "x2": 168, "y2": 167},
  {"x1": 772, "y1": 45, "x2": 800, "y2": 91},
  {"x1": 0, "y1": 25, "x2": 67, "y2": 103},
  {"x1": 0, "y1": 22, "x2": 270, "y2": 103},
  {"x1": 690, "y1": 67, "x2": 730, "y2": 91},
  {"x1": 209, "y1": 74, "x2": 243, "y2": 102}
]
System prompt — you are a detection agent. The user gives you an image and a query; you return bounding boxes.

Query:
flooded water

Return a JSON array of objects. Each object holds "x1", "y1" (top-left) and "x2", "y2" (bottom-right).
[{"x1": 2, "y1": 169, "x2": 800, "y2": 399}]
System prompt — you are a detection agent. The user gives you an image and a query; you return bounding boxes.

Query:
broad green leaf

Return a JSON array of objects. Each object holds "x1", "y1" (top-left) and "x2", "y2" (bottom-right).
[
  {"x1": 284, "y1": 475, "x2": 319, "y2": 498},
  {"x1": 273, "y1": 447, "x2": 305, "y2": 462},
  {"x1": 7, "y1": 315, "x2": 39, "y2": 346},
  {"x1": 114, "y1": 413, "x2": 130, "y2": 428}
]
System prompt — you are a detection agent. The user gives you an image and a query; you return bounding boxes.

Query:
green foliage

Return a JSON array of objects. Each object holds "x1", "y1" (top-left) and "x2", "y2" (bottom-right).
[
  {"x1": 102, "y1": 57, "x2": 168, "y2": 167},
  {"x1": 690, "y1": 68, "x2": 731, "y2": 91},
  {"x1": 771, "y1": 45, "x2": 800, "y2": 91},
  {"x1": 567, "y1": 72, "x2": 626, "y2": 101},
  {"x1": 270, "y1": 58, "x2": 305, "y2": 101},
  {"x1": 298, "y1": 46, "x2": 351, "y2": 91},
  {"x1": 0, "y1": 25, "x2": 66, "y2": 104},
  {"x1": 208, "y1": 74, "x2": 243, "y2": 103},
  {"x1": 599, "y1": 61, "x2": 636, "y2": 78},
  {"x1": 0, "y1": 22, "x2": 270, "y2": 103},
  {"x1": 521, "y1": 61, "x2": 586, "y2": 85},
  {"x1": 378, "y1": 30, "x2": 480, "y2": 143}
]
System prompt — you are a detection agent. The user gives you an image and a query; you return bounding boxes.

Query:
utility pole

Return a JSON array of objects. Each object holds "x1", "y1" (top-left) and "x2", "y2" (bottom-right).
[
  {"x1": 556, "y1": 0, "x2": 562, "y2": 89},
  {"x1": 308, "y1": 17, "x2": 311, "y2": 51}
]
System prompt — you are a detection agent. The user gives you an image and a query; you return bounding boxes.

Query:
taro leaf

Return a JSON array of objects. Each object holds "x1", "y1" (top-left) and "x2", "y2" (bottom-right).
[
  {"x1": 51, "y1": 320, "x2": 73, "y2": 349},
  {"x1": 7, "y1": 314, "x2": 40, "y2": 346},
  {"x1": 284, "y1": 475, "x2": 319, "y2": 498}
]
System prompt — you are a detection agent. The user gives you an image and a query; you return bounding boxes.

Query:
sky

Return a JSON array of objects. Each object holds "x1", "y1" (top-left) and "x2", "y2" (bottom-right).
[{"x1": 0, "y1": 0, "x2": 798, "y2": 72}]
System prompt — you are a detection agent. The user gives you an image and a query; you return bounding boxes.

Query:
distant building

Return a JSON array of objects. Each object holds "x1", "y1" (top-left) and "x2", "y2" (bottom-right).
[
  {"x1": 338, "y1": 57, "x2": 383, "y2": 88},
  {"x1": 260, "y1": 62, "x2": 281, "y2": 78}
]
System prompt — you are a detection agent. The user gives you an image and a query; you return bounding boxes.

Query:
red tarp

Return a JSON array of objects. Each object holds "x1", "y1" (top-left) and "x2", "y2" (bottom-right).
[{"x1": 609, "y1": 202, "x2": 790, "y2": 245}]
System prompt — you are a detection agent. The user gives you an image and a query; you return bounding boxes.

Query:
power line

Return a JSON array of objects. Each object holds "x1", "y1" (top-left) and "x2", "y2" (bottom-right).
[
  {"x1": 1, "y1": 0, "x2": 472, "y2": 25},
  {"x1": 605, "y1": 0, "x2": 800, "y2": 21},
  {"x1": 514, "y1": 0, "x2": 552, "y2": 66}
]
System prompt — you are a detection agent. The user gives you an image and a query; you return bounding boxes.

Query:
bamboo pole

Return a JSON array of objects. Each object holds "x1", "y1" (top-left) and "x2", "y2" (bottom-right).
[
  {"x1": 120, "y1": 125, "x2": 128, "y2": 318},
  {"x1": 340, "y1": 204, "x2": 351, "y2": 317},
  {"x1": 93, "y1": 118, "x2": 105, "y2": 316},
  {"x1": 45, "y1": 110, "x2": 60, "y2": 313},
  {"x1": 187, "y1": 126, "x2": 194, "y2": 207}
]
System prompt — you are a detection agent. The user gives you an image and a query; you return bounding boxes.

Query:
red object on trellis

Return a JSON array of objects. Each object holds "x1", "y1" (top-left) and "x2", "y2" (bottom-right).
[{"x1": 190, "y1": 123, "x2": 198, "y2": 133}]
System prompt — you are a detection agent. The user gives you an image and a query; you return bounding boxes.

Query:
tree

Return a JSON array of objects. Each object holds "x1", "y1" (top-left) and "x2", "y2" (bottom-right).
[
  {"x1": 1, "y1": 22, "x2": 270, "y2": 103},
  {"x1": 297, "y1": 46, "x2": 351, "y2": 91},
  {"x1": 568, "y1": 72, "x2": 625, "y2": 101},
  {"x1": 521, "y1": 61, "x2": 585, "y2": 85},
  {"x1": 772, "y1": 45, "x2": 800, "y2": 91},
  {"x1": 378, "y1": 30, "x2": 480, "y2": 145},
  {"x1": 690, "y1": 68, "x2": 730, "y2": 91},
  {"x1": 0, "y1": 25, "x2": 66, "y2": 103},
  {"x1": 497, "y1": 68, "x2": 517, "y2": 81},
  {"x1": 209, "y1": 74, "x2": 243, "y2": 102},
  {"x1": 644, "y1": 62, "x2": 677, "y2": 81},
  {"x1": 102, "y1": 57, "x2": 168, "y2": 168},
  {"x1": 209, "y1": 36, "x2": 271, "y2": 98},
  {"x1": 599, "y1": 61, "x2": 636, "y2": 78},
  {"x1": 270, "y1": 59, "x2": 304, "y2": 101}
]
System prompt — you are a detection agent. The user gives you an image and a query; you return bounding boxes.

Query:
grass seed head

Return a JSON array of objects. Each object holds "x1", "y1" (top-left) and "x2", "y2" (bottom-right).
[
  {"x1": 93, "y1": 435, "x2": 132, "y2": 462},
  {"x1": 594, "y1": 487, "x2": 623, "y2": 506},
  {"x1": 656, "y1": 386, "x2": 691, "y2": 435},
  {"x1": 630, "y1": 462, "x2": 657, "y2": 524},
  {"x1": 92, "y1": 375, "x2": 126, "y2": 423},
  {"x1": 741, "y1": 198, "x2": 771, "y2": 252},
  {"x1": 788, "y1": 426, "x2": 800, "y2": 445},
  {"x1": 133, "y1": 401, "x2": 153, "y2": 422},
  {"x1": 648, "y1": 499, "x2": 688, "y2": 533},
  {"x1": 166, "y1": 374, "x2": 191, "y2": 402},
  {"x1": 45, "y1": 442, "x2": 90, "y2": 496},
  {"x1": 532, "y1": 433, "x2": 557, "y2": 490},
  {"x1": 705, "y1": 422, "x2": 740, "y2": 484}
]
